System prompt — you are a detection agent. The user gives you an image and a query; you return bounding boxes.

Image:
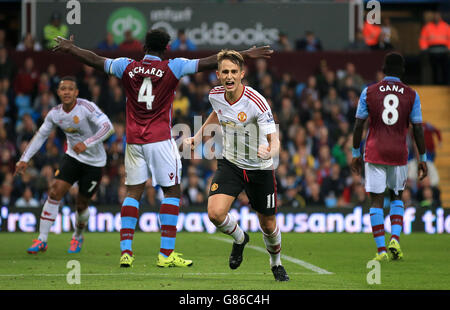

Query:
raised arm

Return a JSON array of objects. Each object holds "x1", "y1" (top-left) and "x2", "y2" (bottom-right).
[
  {"x1": 197, "y1": 46, "x2": 273, "y2": 72},
  {"x1": 53, "y1": 35, "x2": 106, "y2": 72}
]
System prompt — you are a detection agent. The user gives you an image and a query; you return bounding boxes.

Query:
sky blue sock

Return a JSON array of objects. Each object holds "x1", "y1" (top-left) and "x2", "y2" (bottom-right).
[
  {"x1": 370, "y1": 207, "x2": 386, "y2": 253},
  {"x1": 120, "y1": 197, "x2": 139, "y2": 255},
  {"x1": 159, "y1": 197, "x2": 180, "y2": 258},
  {"x1": 390, "y1": 200, "x2": 404, "y2": 242}
]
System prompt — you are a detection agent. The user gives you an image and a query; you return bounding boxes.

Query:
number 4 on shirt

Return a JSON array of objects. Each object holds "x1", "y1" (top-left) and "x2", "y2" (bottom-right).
[{"x1": 138, "y1": 77, "x2": 155, "y2": 110}]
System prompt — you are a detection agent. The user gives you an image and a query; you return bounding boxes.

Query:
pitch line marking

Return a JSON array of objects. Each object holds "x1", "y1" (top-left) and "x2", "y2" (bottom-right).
[
  {"x1": 210, "y1": 236, "x2": 334, "y2": 275},
  {"x1": 0, "y1": 272, "x2": 326, "y2": 277}
]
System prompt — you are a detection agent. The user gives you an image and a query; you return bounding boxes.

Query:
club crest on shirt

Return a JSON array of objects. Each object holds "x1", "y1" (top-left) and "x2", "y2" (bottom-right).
[
  {"x1": 237, "y1": 112, "x2": 247, "y2": 122},
  {"x1": 73, "y1": 115, "x2": 79, "y2": 124},
  {"x1": 211, "y1": 183, "x2": 218, "y2": 191}
]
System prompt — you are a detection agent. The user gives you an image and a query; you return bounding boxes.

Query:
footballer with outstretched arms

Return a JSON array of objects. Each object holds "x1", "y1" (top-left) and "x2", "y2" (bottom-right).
[
  {"x1": 184, "y1": 50, "x2": 289, "y2": 281},
  {"x1": 15, "y1": 76, "x2": 114, "y2": 254},
  {"x1": 351, "y1": 52, "x2": 428, "y2": 262},
  {"x1": 53, "y1": 29, "x2": 273, "y2": 268}
]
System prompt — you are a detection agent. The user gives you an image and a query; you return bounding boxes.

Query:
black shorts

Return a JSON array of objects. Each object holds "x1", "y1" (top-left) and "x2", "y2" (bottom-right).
[
  {"x1": 55, "y1": 154, "x2": 102, "y2": 198},
  {"x1": 208, "y1": 158, "x2": 277, "y2": 215}
]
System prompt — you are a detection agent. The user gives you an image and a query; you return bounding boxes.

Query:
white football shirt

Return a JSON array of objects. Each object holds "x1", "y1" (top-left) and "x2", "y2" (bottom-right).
[
  {"x1": 208, "y1": 85, "x2": 276, "y2": 170},
  {"x1": 20, "y1": 98, "x2": 114, "y2": 167}
]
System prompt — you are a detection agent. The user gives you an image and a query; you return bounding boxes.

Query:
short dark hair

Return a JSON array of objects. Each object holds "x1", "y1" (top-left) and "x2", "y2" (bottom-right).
[
  {"x1": 144, "y1": 29, "x2": 171, "y2": 54},
  {"x1": 382, "y1": 52, "x2": 405, "y2": 77},
  {"x1": 59, "y1": 76, "x2": 78, "y2": 87}
]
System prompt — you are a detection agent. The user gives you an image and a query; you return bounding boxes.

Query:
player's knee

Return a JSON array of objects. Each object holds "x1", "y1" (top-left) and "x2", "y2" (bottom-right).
[
  {"x1": 126, "y1": 183, "x2": 146, "y2": 200},
  {"x1": 208, "y1": 207, "x2": 226, "y2": 226},
  {"x1": 48, "y1": 184, "x2": 63, "y2": 201},
  {"x1": 260, "y1": 222, "x2": 274, "y2": 235},
  {"x1": 259, "y1": 216, "x2": 276, "y2": 234},
  {"x1": 75, "y1": 195, "x2": 89, "y2": 213},
  {"x1": 390, "y1": 189, "x2": 402, "y2": 201},
  {"x1": 161, "y1": 184, "x2": 181, "y2": 198}
]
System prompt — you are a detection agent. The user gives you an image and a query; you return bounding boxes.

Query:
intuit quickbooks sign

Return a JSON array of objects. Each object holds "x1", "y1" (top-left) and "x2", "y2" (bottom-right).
[
  {"x1": 35, "y1": 2, "x2": 350, "y2": 50},
  {"x1": 1, "y1": 206, "x2": 450, "y2": 234}
]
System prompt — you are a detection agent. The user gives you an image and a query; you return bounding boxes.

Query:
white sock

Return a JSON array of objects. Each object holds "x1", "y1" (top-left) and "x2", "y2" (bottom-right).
[
  {"x1": 262, "y1": 225, "x2": 282, "y2": 267},
  {"x1": 38, "y1": 198, "x2": 60, "y2": 242},
  {"x1": 217, "y1": 213, "x2": 245, "y2": 244},
  {"x1": 73, "y1": 208, "x2": 90, "y2": 240}
]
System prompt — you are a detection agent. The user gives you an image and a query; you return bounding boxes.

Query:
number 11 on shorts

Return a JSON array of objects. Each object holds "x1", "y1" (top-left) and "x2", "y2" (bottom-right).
[{"x1": 267, "y1": 193, "x2": 275, "y2": 208}]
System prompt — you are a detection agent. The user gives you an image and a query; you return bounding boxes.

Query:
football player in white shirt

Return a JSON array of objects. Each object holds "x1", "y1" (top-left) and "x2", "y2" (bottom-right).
[
  {"x1": 185, "y1": 50, "x2": 289, "y2": 281},
  {"x1": 14, "y1": 76, "x2": 114, "y2": 254}
]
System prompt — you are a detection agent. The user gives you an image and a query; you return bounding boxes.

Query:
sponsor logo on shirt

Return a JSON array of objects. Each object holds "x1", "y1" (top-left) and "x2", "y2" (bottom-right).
[
  {"x1": 64, "y1": 127, "x2": 80, "y2": 134},
  {"x1": 220, "y1": 120, "x2": 236, "y2": 128}
]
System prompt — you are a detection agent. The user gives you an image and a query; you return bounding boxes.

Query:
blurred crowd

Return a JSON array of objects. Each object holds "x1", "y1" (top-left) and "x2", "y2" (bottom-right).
[
  {"x1": 0, "y1": 44, "x2": 442, "y2": 210},
  {"x1": 0, "y1": 7, "x2": 446, "y2": 210}
]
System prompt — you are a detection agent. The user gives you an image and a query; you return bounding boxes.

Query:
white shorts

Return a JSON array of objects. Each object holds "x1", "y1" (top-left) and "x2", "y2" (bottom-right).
[
  {"x1": 364, "y1": 162, "x2": 408, "y2": 195},
  {"x1": 124, "y1": 138, "x2": 182, "y2": 187}
]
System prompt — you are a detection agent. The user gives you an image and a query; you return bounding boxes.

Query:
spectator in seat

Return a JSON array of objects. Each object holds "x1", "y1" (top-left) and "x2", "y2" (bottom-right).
[
  {"x1": 14, "y1": 57, "x2": 39, "y2": 101},
  {"x1": 46, "y1": 64, "x2": 61, "y2": 96},
  {"x1": 417, "y1": 176, "x2": 441, "y2": 208},
  {"x1": 419, "y1": 11, "x2": 450, "y2": 85},
  {"x1": 16, "y1": 33, "x2": 42, "y2": 51},
  {"x1": 0, "y1": 29, "x2": 10, "y2": 49},
  {"x1": 350, "y1": 183, "x2": 370, "y2": 207},
  {"x1": 97, "y1": 32, "x2": 118, "y2": 51},
  {"x1": 362, "y1": 20, "x2": 381, "y2": 50},
  {"x1": 378, "y1": 17, "x2": 399, "y2": 50},
  {"x1": 0, "y1": 94, "x2": 15, "y2": 137},
  {"x1": 183, "y1": 172, "x2": 205, "y2": 205},
  {"x1": 43, "y1": 11, "x2": 69, "y2": 49},
  {"x1": 305, "y1": 182, "x2": 325, "y2": 207},
  {"x1": 273, "y1": 32, "x2": 293, "y2": 51},
  {"x1": 347, "y1": 30, "x2": 369, "y2": 51},
  {"x1": 15, "y1": 186, "x2": 39, "y2": 208},
  {"x1": 15, "y1": 113, "x2": 37, "y2": 148},
  {"x1": 338, "y1": 62, "x2": 364, "y2": 94},
  {"x1": 119, "y1": 30, "x2": 143, "y2": 52},
  {"x1": 296, "y1": 31, "x2": 322, "y2": 52},
  {"x1": 0, "y1": 47, "x2": 16, "y2": 81},
  {"x1": 170, "y1": 29, "x2": 196, "y2": 51},
  {"x1": 423, "y1": 121, "x2": 442, "y2": 162},
  {"x1": 419, "y1": 186, "x2": 440, "y2": 209},
  {"x1": 0, "y1": 180, "x2": 14, "y2": 206}
]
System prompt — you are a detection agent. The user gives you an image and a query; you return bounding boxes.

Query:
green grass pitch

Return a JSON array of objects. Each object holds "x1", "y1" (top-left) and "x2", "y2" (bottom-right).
[{"x1": 0, "y1": 232, "x2": 449, "y2": 290}]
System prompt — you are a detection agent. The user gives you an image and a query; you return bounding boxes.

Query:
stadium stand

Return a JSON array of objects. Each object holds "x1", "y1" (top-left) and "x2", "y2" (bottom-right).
[{"x1": 0, "y1": 49, "x2": 446, "y2": 209}]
